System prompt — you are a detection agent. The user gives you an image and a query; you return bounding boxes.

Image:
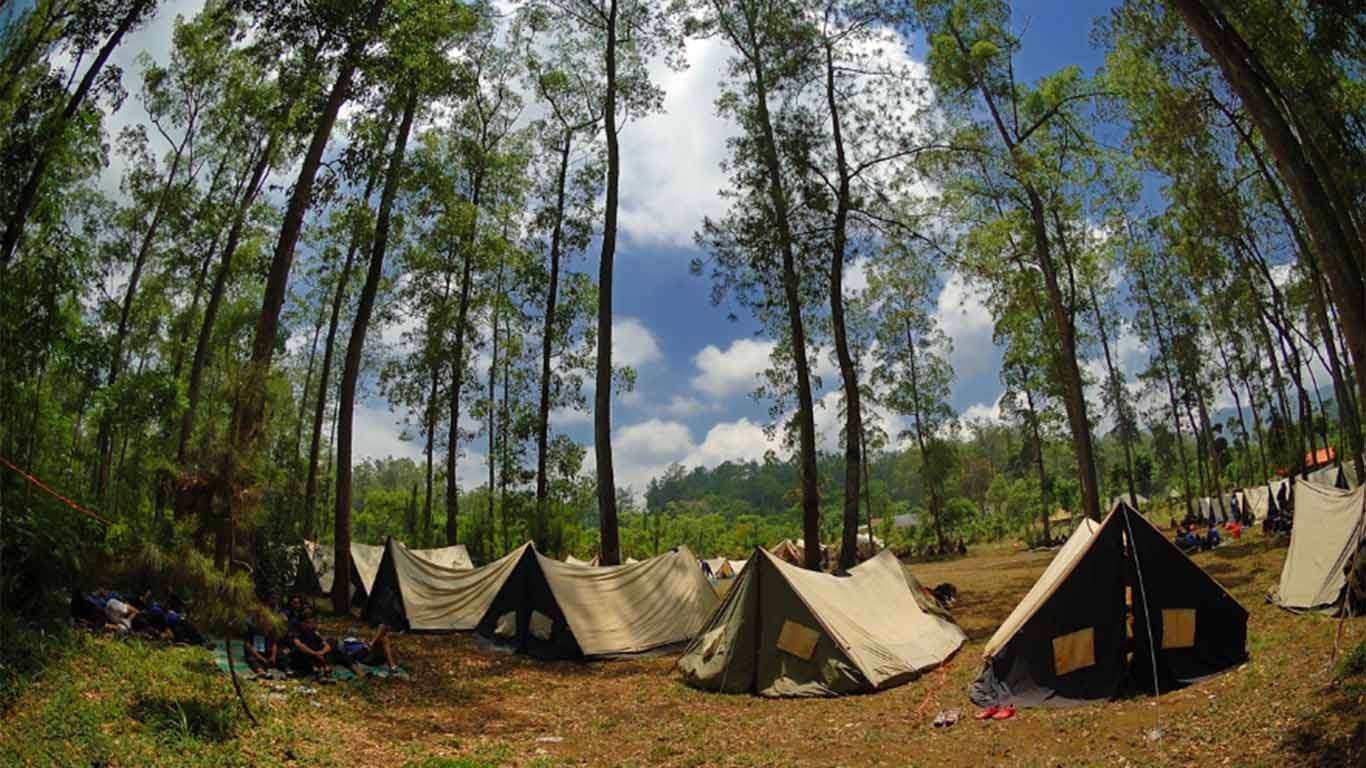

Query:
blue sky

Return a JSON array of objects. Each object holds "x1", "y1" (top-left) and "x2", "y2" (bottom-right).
[{"x1": 74, "y1": 0, "x2": 1144, "y2": 493}]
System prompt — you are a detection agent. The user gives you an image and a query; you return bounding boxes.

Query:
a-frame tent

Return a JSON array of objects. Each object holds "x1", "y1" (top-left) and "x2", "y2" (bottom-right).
[
  {"x1": 478, "y1": 544, "x2": 717, "y2": 658},
  {"x1": 364, "y1": 540, "x2": 526, "y2": 631},
  {"x1": 1273, "y1": 481, "x2": 1366, "y2": 613},
  {"x1": 704, "y1": 558, "x2": 735, "y2": 579},
  {"x1": 365, "y1": 541, "x2": 719, "y2": 658},
  {"x1": 972, "y1": 504, "x2": 1248, "y2": 709},
  {"x1": 678, "y1": 548, "x2": 966, "y2": 697},
  {"x1": 410, "y1": 543, "x2": 473, "y2": 570},
  {"x1": 294, "y1": 540, "x2": 386, "y2": 601},
  {"x1": 294, "y1": 540, "x2": 335, "y2": 595}
]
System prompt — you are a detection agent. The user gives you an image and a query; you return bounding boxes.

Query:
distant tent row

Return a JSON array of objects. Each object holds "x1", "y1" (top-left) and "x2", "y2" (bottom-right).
[
  {"x1": 769, "y1": 538, "x2": 828, "y2": 566},
  {"x1": 564, "y1": 554, "x2": 639, "y2": 566},
  {"x1": 364, "y1": 541, "x2": 719, "y2": 658},
  {"x1": 972, "y1": 503, "x2": 1248, "y2": 708},
  {"x1": 1107, "y1": 493, "x2": 1147, "y2": 514},
  {"x1": 1273, "y1": 481, "x2": 1366, "y2": 614},
  {"x1": 679, "y1": 548, "x2": 966, "y2": 697},
  {"x1": 294, "y1": 540, "x2": 471, "y2": 600}
]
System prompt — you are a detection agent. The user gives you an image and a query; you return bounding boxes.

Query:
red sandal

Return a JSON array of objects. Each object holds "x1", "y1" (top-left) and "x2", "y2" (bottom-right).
[
  {"x1": 991, "y1": 705, "x2": 1016, "y2": 720},
  {"x1": 975, "y1": 706, "x2": 999, "y2": 720}
]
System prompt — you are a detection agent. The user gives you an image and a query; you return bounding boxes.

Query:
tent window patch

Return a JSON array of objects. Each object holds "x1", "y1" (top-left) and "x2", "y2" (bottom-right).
[
  {"x1": 776, "y1": 620, "x2": 820, "y2": 661},
  {"x1": 529, "y1": 610, "x2": 554, "y2": 641},
  {"x1": 495, "y1": 611, "x2": 517, "y2": 639},
  {"x1": 700, "y1": 624, "x2": 726, "y2": 661},
  {"x1": 1161, "y1": 609, "x2": 1196, "y2": 649},
  {"x1": 1052, "y1": 627, "x2": 1096, "y2": 676}
]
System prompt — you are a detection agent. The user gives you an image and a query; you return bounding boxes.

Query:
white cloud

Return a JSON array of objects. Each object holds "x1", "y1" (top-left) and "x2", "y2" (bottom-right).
[
  {"x1": 662, "y1": 395, "x2": 716, "y2": 417},
  {"x1": 549, "y1": 406, "x2": 591, "y2": 428},
  {"x1": 617, "y1": 36, "x2": 736, "y2": 247},
  {"x1": 934, "y1": 271, "x2": 996, "y2": 384},
  {"x1": 684, "y1": 418, "x2": 775, "y2": 468},
  {"x1": 691, "y1": 337, "x2": 775, "y2": 399},
  {"x1": 612, "y1": 317, "x2": 662, "y2": 368},
  {"x1": 960, "y1": 395, "x2": 1004, "y2": 425},
  {"x1": 351, "y1": 402, "x2": 422, "y2": 463}
]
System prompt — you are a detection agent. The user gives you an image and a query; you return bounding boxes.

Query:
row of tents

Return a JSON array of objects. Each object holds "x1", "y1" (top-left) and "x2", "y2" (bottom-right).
[{"x1": 287, "y1": 480, "x2": 1362, "y2": 704}]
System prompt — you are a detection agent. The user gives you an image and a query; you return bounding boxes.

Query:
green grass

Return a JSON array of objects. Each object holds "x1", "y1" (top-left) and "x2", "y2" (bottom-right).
[{"x1": 0, "y1": 627, "x2": 312, "y2": 767}]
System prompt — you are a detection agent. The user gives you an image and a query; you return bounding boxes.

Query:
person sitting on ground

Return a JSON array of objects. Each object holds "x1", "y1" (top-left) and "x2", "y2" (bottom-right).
[
  {"x1": 283, "y1": 594, "x2": 305, "y2": 633},
  {"x1": 334, "y1": 624, "x2": 407, "y2": 679},
  {"x1": 1204, "y1": 523, "x2": 1221, "y2": 550},
  {"x1": 244, "y1": 620, "x2": 281, "y2": 675},
  {"x1": 1226, "y1": 519, "x2": 1242, "y2": 539},
  {"x1": 289, "y1": 611, "x2": 332, "y2": 678}
]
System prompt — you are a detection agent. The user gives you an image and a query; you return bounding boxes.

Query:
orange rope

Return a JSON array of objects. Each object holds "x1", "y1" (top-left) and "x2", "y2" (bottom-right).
[
  {"x1": 914, "y1": 655, "x2": 955, "y2": 718},
  {"x1": 0, "y1": 455, "x2": 112, "y2": 525}
]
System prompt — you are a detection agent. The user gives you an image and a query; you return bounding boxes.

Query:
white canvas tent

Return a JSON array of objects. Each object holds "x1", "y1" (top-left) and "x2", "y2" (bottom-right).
[
  {"x1": 295, "y1": 540, "x2": 386, "y2": 599},
  {"x1": 1273, "y1": 481, "x2": 1366, "y2": 613},
  {"x1": 726, "y1": 559, "x2": 748, "y2": 576},
  {"x1": 367, "y1": 542, "x2": 719, "y2": 658},
  {"x1": 679, "y1": 548, "x2": 965, "y2": 697},
  {"x1": 703, "y1": 558, "x2": 735, "y2": 579},
  {"x1": 409, "y1": 543, "x2": 473, "y2": 570}
]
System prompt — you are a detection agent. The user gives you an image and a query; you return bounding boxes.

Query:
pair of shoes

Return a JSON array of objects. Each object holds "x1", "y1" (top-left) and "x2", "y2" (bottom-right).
[
  {"x1": 975, "y1": 705, "x2": 1016, "y2": 721},
  {"x1": 390, "y1": 666, "x2": 410, "y2": 680}
]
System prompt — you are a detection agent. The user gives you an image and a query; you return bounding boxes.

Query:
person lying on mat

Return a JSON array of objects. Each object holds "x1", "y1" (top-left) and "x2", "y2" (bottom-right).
[
  {"x1": 334, "y1": 624, "x2": 407, "y2": 679},
  {"x1": 290, "y1": 612, "x2": 333, "y2": 677}
]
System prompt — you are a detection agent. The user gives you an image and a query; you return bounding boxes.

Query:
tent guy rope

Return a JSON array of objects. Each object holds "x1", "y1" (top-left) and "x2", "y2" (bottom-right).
[{"x1": 0, "y1": 455, "x2": 112, "y2": 526}]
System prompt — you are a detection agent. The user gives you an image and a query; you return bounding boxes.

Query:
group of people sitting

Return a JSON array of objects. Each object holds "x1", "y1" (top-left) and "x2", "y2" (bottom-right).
[
  {"x1": 71, "y1": 589, "x2": 206, "y2": 646},
  {"x1": 1174, "y1": 522, "x2": 1226, "y2": 553},
  {"x1": 242, "y1": 594, "x2": 406, "y2": 681}
]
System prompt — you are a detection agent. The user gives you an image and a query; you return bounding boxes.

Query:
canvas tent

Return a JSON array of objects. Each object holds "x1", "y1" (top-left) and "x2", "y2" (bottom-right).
[
  {"x1": 1303, "y1": 464, "x2": 1345, "y2": 489},
  {"x1": 678, "y1": 548, "x2": 965, "y2": 697},
  {"x1": 477, "y1": 544, "x2": 718, "y2": 658},
  {"x1": 727, "y1": 559, "x2": 748, "y2": 577},
  {"x1": 769, "y1": 538, "x2": 827, "y2": 566},
  {"x1": 294, "y1": 540, "x2": 336, "y2": 594},
  {"x1": 1108, "y1": 493, "x2": 1148, "y2": 513},
  {"x1": 704, "y1": 558, "x2": 735, "y2": 579},
  {"x1": 410, "y1": 544, "x2": 473, "y2": 570},
  {"x1": 367, "y1": 540, "x2": 718, "y2": 657},
  {"x1": 972, "y1": 504, "x2": 1248, "y2": 709},
  {"x1": 294, "y1": 540, "x2": 386, "y2": 600},
  {"x1": 1272, "y1": 481, "x2": 1366, "y2": 613},
  {"x1": 565, "y1": 554, "x2": 591, "y2": 566}
]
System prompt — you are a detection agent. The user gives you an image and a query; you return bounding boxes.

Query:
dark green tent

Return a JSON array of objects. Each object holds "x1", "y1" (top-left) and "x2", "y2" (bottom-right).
[{"x1": 972, "y1": 504, "x2": 1248, "y2": 708}]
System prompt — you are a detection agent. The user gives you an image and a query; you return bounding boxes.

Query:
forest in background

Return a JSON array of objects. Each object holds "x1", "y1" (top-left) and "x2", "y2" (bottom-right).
[{"x1": 0, "y1": 0, "x2": 1362, "y2": 613}]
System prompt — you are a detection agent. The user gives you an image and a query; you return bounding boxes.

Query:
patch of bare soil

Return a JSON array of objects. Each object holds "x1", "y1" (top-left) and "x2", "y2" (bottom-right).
[{"x1": 287, "y1": 530, "x2": 1365, "y2": 767}]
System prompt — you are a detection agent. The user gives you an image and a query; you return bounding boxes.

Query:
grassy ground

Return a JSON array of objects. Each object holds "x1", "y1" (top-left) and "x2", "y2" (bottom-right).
[{"x1": 3, "y1": 527, "x2": 1364, "y2": 767}]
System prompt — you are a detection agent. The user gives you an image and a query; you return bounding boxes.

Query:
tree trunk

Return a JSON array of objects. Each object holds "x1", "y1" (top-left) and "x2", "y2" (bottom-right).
[
  {"x1": 445, "y1": 157, "x2": 484, "y2": 546},
  {"x1": 1137, "y1": 269, "x2": 1195, "y2": 520},
  {"x1": 1024, "y1": 385, "x2": 1050, "y2": 544},
  {"x1": 178, "y1": 137, "x2": 275, "y2": 468},
  {"x1": 302, "y1": 160, "x2": 382, "y2": 540},
  {"x1": 231, "y1": 0, "x2": 388, "y2": 471},
  {"x1": 486, "y1": 263, "x2": 502, "y2": 558},
  {"x1": 1173, "y1": 0, "x2": 1366, "y2": 437},
  {"x1": 907, "y1": 321, "x2": 945, "y2": 552},
  {"x1": 1084, "y1": 275, "x2": 1138, "y2": 510},
  {"x1": 292, "y1": 310, "x2": 325, "y2": 464},
  {"x1": 594, "y1": 0, "x2": 622, "y2": 566},
  {"x1": 823, "y1": 38, "x2": 863, "y2": 572},
  {"x1": 95, "y1": 129, "x2": 191, "y2": 497},
  {"x1": 0, "y1": 0, "x2": 152, "y2": 267},
  {"x1": 536, "y1": 130, "x2": 572, "y2": 550},
  {"x1": 171, "y1": 154, "x2": 233, "y2": 379},
  {"x1": 332, "y1": 88, "x2": 416, "y2": 615},
  {"x1": 746, "y1": 24, "x2": 820, "y2": 570}
]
